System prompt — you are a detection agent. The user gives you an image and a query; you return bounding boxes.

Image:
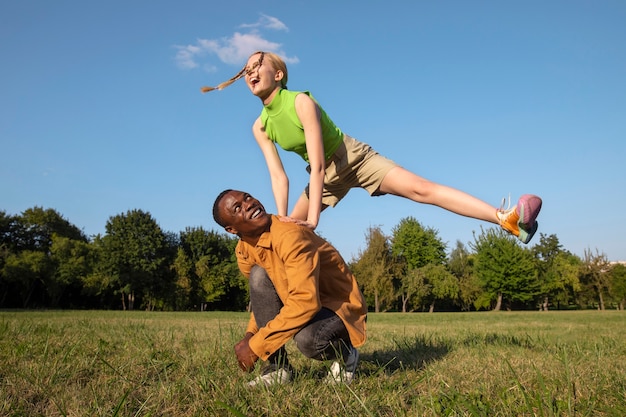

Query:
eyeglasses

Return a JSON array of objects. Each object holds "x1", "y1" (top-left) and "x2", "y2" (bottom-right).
[{"x1": 245, "y1": 52, "x2": 265, "y2": 76}]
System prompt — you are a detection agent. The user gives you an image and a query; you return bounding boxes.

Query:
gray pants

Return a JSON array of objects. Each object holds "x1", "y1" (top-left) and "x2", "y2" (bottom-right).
[{"x1": 249, "y1": 265, "x2": 352, "y2": 366}]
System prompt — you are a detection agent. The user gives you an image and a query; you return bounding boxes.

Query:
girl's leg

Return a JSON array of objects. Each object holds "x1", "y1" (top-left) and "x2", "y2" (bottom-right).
[{"x1": 378, "y1": 166, "x2": 499, "y2": 223}]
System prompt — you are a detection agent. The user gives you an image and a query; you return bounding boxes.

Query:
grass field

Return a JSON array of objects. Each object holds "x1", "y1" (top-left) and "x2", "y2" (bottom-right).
[{"x1": 1, "y1": 310, "x2": 625, "y2": 416}]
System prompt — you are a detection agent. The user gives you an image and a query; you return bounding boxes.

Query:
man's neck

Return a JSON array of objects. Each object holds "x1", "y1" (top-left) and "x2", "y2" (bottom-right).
[{"x1": 240, "y1": 216, "x2": 272, "y2": 246}]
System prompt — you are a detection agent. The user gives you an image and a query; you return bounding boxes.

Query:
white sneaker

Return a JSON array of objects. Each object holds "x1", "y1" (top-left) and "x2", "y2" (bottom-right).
[
  {"x1": 247, "y1": 366, "x2": 292, "y2": 388},
  {"x1": 326, "y1": 347, "x2": 359, "y2": 385}
]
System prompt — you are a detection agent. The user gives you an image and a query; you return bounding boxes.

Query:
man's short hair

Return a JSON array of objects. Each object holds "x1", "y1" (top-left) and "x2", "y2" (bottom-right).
[{"x1": 212, "y1": 189, "x2": 233, "y2": 228}]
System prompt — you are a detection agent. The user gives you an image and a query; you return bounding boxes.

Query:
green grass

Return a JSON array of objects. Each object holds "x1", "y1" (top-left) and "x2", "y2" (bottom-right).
[{"x1": 1, "y1": 310, "x2": 625, "y2": 416}]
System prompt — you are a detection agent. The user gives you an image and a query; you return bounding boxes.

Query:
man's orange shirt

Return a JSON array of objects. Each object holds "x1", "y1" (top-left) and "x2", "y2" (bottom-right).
[{"x1": 235, "y1": 215, "x2": 367, "y2": 360}]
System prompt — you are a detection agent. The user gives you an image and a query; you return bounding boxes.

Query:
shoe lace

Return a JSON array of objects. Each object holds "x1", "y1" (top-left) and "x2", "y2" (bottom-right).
[{"x1": 498, "y1": 193, "x2": 512, "y2": 213}]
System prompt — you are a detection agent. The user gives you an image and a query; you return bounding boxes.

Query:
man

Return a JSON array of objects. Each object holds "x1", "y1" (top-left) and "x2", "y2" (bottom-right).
[{"x1": 212, "y1": 189, "x2": 367, "y2": 387}]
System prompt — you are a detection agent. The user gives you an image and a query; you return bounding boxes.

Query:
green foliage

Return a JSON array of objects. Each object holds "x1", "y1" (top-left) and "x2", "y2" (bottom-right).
[
  {"x1": 609, "y1": 264, "x2": 626, "y2": 309},
  {"x1": 391, "y1": 216, "x2": 446, "y2": 269},
  {"x1": 390, "y1": 217, "x2": 449, "y2": 312},
  {"x1": 448, "y1": 241, "x2": 480, "y2": 311},
  {"x1": 471, "y1": 227, "x2": 539, "y2": 310},
  {"x1": 426, "y1": 264, "x2": 459, "y2": 308},
  {"x1": 1, "y1": 205, "x2": 623, "y2": 313},
  {"x1": 532, "y1": 234, "x2": 582, "y2": 310},
  {"x1": 2, "y1": 250, "x2": 52, "y2": 307},
  {"x1": 101, "y1": 209, "x2": 173, "y2": 310},
  {"x1": 19, "y1": 206, "x2": 87, "y2": 251},
  {"x1": 401, "y1": 267, "x2": 430, "y2": 311},
  {"x1": 176, "y1": 227, "x2": 244, "y2": 311},
  {"x1": 352, "y1": 226, "x2": 395, "y2": 312},
  {"x1": 580, "y1": 248, "x2": 611, "y2": 310},
  {"x1": 48, "y1": 235, "x2": 93, "y2": 307}
]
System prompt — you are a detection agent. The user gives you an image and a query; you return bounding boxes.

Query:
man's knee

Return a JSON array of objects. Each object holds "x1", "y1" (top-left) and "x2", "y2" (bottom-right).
[
  {"x1": 293, "y1": 327, "x2": 318, "y2": 359},
  {"x1": 249, "y1": 265, "x2": 271, "y2": 294}
]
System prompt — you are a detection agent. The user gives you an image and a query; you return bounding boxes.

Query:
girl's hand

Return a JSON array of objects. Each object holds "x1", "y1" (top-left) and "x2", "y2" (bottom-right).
[{"x1": 278, "y1": 216, "x2": 316, "y2": 230}]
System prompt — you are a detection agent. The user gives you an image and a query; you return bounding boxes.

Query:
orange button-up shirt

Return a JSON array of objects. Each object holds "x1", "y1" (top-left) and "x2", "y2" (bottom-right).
[{"x1": 235, "y1": 215, "x2": 367, "y2": 360}]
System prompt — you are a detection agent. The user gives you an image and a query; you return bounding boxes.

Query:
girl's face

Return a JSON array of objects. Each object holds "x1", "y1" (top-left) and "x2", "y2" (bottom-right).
[{"x1": 244, "y1": 53, "x2": 283, "y2": 102}]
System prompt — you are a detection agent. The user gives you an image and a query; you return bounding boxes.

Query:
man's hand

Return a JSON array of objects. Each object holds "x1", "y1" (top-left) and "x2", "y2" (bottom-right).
[
  {"x1": 234, "y1": 332, "x2": 259, "y2": 372},
  {"x1": 278, "y1": 216, "x2": 316, "y2": 230}
]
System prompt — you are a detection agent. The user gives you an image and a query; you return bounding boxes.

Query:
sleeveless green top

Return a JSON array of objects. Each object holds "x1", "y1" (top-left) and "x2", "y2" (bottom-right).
[{"x1": 260, "y1": 89, "x2": 344, "y2": 163}]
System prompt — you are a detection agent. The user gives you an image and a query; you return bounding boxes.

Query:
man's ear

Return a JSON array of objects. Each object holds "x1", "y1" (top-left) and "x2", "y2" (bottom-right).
[{"x1": 225, "y1": 225, "x2": 237, "y2": 235}]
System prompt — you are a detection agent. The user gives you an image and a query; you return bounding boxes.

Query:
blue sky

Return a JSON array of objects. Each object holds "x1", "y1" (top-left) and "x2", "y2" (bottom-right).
[{"x1": 1, "y1": 1, "x2": 625, "y2": 262}]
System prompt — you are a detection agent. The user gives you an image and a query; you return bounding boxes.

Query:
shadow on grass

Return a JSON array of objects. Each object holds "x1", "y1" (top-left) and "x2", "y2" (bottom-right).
[
  {"x1": 360, "y1": 334, "x2": 451, "y2": 375},
  {"x1": 359, "y1": 332, "x2": 537, "y2": 376}
]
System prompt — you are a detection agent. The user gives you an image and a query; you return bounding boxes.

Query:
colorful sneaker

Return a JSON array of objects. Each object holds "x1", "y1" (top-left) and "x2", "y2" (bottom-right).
[
  {"x1": 497, "y1": 194, "x2": 542, "y2": 244},
  {"x1": 247, "y1": 363, "x2": 292, "y2": 388},
  {"x1": 325, "y1": 346, "x2": 359, "y2": 385}
]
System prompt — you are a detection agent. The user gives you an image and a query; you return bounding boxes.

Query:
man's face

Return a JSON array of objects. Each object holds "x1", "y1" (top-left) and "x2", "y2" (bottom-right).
[{"x1": 219, "y1": 190, "x2": 270, "y2": 237}]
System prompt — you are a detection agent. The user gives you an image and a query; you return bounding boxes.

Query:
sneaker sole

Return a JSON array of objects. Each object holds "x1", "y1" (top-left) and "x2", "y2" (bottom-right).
[
  {"x1": 517, "y1": 194, "x2": 542, "y2": 228},
  {"x1": 518, "y1": 221, "x2": 538, "y2": 244},
  {"x1": 516, "y1": 194, "x2": 542, "y2": 244}
]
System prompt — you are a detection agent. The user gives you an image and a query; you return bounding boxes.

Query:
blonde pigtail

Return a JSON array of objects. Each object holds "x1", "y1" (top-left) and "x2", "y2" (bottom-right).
[{"x1": 200, "y1": 66, "x2": 247, "y2": 94}]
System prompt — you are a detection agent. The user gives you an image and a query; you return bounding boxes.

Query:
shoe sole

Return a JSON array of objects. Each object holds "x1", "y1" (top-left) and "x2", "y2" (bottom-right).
[
  {"x1": 517, "y1": 194, "x2": 542, "y2": 243},
  {"x1": 517, "y1": 194, "x2": 542, "y2": 228}
]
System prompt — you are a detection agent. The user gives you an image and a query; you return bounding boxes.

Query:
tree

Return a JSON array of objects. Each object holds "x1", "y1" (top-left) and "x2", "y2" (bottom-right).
[
  {"x1": 100, "y1": 209, "x2": 172, "y2": 310},
  {"x1": 391, "y1": 217, "x2": 446, "y2": 270},
  {"x1": 608, "y1": 264, "x2": 626, "y2": 310},
  {"x1": 172, "y1": 247, "x2": 194, "y2": 310},
  {"x1": 448, "y1": 240, "x2": 480, "y2": 311},
  {"x1": 19, "y1": 207, "x2": 87, "y2": 251},
  {"x1": 49, "y1": 235, "x2": 93, "y2": 307},
  {"x1": 471, "y1": 227, "x2": 538, "y2": 311},
  {"x1": 0, "y1": 209, "x2": 88, "y2": 308},
  {"x1": 421, "y1": 263, "x2": 459, "y2": 312},
  {"x1": 0, "y1": 211, "x2": 26, "y2": 253},
  {"x1": 532, "y1": 234, "x2": 581, "y2": 310},
  {"x1": 548, "y1": 252, "x2": 582, "y2": 310},
  {"x1": 2, "y1": 250, "x2": 52, "y2": 307},
  {"x1": 580, "y1": 249, "x2": 611, "y2": 310},
  {"x1": 176, "y1": 227, "x2": 244, "y2": 311},
  {"x1": 351, "y1": 226, "x2": 395, "y2": 312},
  {"x1": 401, "y1": 266, "x2": 430, "y2": 312},
  {"x1": 391, "y1": 217, "x2": 447, "y2": 312}
]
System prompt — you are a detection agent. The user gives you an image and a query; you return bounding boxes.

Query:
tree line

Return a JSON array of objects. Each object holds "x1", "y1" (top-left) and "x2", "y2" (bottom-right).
[{"x1": 1, "y1": 207, "x2": 625, "y2": 312}]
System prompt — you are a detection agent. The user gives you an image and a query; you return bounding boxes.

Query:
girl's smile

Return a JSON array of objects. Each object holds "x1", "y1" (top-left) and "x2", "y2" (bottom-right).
[{"x1": 245, "y1": 53, "x2": 283, "y2": 103}]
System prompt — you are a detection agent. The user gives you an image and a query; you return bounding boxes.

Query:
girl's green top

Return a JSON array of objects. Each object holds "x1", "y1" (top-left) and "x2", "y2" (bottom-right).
[{"x1": 260, "y1": 89, "x2": 344, "y2": 163}]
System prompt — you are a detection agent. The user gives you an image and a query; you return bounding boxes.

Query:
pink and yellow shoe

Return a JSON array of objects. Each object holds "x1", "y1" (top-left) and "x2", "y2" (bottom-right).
[{"x1": 497, "y1": 194, "x2": 542, "y2": 244}]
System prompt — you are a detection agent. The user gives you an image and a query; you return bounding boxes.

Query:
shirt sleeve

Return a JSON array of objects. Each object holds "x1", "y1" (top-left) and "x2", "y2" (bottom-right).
[{"x1": 235, "y1": 242, "x2": 259, "y2": 335}]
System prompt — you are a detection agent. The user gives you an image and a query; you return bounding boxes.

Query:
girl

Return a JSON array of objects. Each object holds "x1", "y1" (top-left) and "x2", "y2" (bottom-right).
[{"x1": 201, "y1": 51, "x2": 542, "y2": 243}]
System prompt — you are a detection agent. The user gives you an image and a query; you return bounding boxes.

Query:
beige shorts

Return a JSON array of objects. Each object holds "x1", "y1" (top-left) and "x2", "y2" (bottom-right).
[{"x1": 304, "y1": 135, "x2": 399, "y2": 207}]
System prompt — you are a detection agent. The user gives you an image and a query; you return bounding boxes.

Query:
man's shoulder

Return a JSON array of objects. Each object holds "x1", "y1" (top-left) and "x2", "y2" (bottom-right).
[
  {"x1": 269, "y1": 217, "x2": 307, "y2": 236},
  {"x1": 268, "y1": 218, "x2": 319, "y2": 245}
]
